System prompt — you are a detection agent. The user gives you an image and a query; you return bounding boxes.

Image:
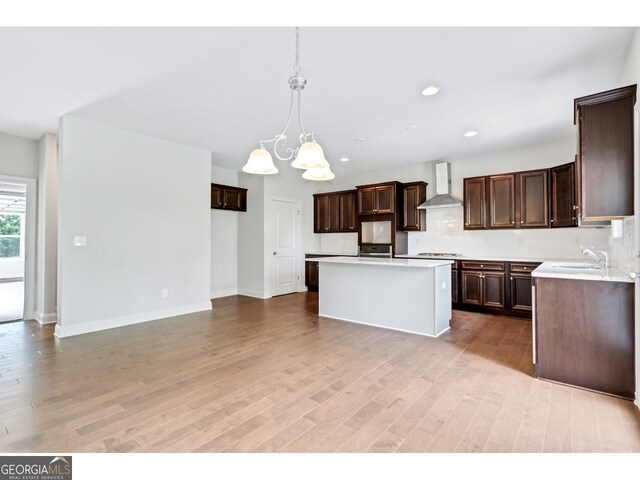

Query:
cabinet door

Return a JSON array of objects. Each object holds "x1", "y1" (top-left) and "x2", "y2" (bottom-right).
[
  {"x1": 464, "y1": 177, "x2": 486, "y2": 229},
  {"x1": 339, "y1": 192, "x2": 357, "y2": 232},
  {"x1": 510, "y1": 273, "x2": 533, "y2": 312},
  {"x1": 327, "y1": 194, "x2": 340, "y2": 232},
  {"x1": 461, "y1": 271, "x2": 483, "y2": 305},
  {"x1": 313, "y1": 195, "x2": 325, "y2": 233},
  {"x1": 550, "y1": 162, "x2": 577, "y2": 228},
  {"x1": 305, "y1": 261, "x2": 319, "y2": 288},
  {"x1": 518, "y1": 170, "x2": 549, "y2": 228},
  {"x1": 375, "y1": 185, "x2": 395, "y2": 214},
  {"x1": 223, "y1": 188, "x2": 243, "y2": 211},
  {"x1": 578, "y1": 89, "x2": 635, "y2": 220},
  {"x1": 358, "y1": 188, "x2": 377, "y2": 215},
  {"x1": 488, "y1": 174, "x2": 516, "y2": 228},
  {"x1": 211, "y1": 186, "x2": 223, "y2": 208},
  {"x1": 451, "y1": 270, "x2": 459, "y2": 304},
  {"x1": 403, "y1": 183, "x2": 426, "y2": 231},
  {"x1": 483, "y1": 272, "x2": 505, "y2": 308}
]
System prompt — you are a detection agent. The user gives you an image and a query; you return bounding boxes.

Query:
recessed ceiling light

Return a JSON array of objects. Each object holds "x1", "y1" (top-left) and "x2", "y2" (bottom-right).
[
  {"x1": 406, "y1": 125, "x2": 418, "y2": 130},
  {"x1": 464, "y1": 131, "x2": 478, "y2": 137},
  {"x1": 339, "y1": 157, "x2": 350, "y2": 162},
  {"x1": 421, "y1": 86, "x2": 439, "y2": 96},
  {"x1": 355, "y1": 137, "x2": 366, "y2": 142}
]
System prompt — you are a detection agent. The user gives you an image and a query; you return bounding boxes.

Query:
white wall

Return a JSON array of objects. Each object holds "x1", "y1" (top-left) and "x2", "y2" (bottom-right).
[
  {"x1": 35, "y1": 133, "x2": 59, "y2": 324},
  {"x1": 313, "y1": 137, "x2": 611, "y2": 261},
  {"x1": 55, "y1": 116, "x2": 211, "y2": 337},
  {"x1": 0, "y1": 132, "x2": 39, "y2": 179},
  {"x1": 237, "y1": 173, "x2": 266, "y2": 297},
  {"x1": 210, "y1": 164, "x2": 239, "y2": 298}
]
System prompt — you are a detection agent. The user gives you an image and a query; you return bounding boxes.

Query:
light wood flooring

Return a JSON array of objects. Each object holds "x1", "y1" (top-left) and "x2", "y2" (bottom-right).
[{"x1": 0, "y1": 293, "x2": 639, "y2": 453}]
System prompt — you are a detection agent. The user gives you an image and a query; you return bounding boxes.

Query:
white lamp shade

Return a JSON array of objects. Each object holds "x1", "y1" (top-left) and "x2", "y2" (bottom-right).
[
  {"x1": 242, "y1": 148, "x2": 278, "y2": 175},
  {"x1": 302, "y1": 164, "x2": 335, "y2": 181},
  {"x1": 291, "y1": 141, "x2": 330, "y2": 169}
]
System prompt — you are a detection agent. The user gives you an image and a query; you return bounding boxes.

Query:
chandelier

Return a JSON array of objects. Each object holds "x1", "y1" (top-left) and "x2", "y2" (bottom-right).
[{"x1": 242, "y1": 27, "x2": 335, "y2": 181}]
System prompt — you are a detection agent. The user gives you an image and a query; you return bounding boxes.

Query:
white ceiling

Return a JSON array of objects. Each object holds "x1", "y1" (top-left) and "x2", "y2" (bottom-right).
[{"x1": 0, "y1": 27, "x2": 635, "y2": 176}]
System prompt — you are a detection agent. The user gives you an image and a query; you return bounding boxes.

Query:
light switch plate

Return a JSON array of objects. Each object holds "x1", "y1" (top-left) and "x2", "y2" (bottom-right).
[{"x1": 73, "y1": 236, "x2": 87, "y2": 247}]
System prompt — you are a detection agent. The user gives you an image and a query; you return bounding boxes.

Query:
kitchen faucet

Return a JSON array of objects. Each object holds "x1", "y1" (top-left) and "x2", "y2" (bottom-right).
[{"x1": 582, "y1": 247, "x2": 610, "y2": 268}]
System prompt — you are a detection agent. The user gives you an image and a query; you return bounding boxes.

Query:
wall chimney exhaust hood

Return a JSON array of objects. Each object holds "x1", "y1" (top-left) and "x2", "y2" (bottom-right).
[{"x1": 418, "y1": 162, "x2": 462, "y2": 209}]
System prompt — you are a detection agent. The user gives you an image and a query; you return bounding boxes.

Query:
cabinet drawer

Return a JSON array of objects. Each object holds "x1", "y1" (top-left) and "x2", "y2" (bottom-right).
[
  {"x1": 510, "y1": 262, "x2": 540, "y2": 274},
  {"x1": 460, "y1": 261, "x2": 505, "y2": 271}
]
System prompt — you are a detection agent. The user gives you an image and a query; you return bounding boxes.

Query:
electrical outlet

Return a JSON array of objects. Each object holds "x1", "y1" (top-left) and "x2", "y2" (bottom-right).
[
  {"x1": 162, "y1": 289, "x2": 169, "y2": 298},
  {"x1": 441, "y1": 282, "x2": 446, "y2": 290}
]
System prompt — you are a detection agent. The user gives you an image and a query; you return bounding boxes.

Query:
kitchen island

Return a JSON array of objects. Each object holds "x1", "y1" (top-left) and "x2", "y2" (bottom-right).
[{"x1": 316, "y1": 257, "x2": 452, "y2": 337}]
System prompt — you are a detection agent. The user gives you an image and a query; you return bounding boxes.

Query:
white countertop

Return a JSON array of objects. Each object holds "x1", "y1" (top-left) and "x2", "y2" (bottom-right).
[
  {"x1": 532, "y1": 261, "x2": 633, "y2": 283},
  {"x1": 305, "y1": 252, "x2": 358, "y2": 257},
  {"x1": 315, "y1": 256, "x2": 452, "y2": 268},
  {"x1": 395, "y1": 254, "x2": 553, "y2": 263}
]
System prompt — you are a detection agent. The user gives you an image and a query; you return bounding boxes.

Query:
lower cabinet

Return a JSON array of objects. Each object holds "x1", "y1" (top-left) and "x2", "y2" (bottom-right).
[
  {"x1": 305, "y1": 261, "x2": 319, "y2": 290},
  {"x1": 535, "y1": 277, "x2": 635, "y2": 399},
  {"x1": 451, "y1": 268, "x2": 459, "y2": 304},
  {"x1": 461, "y1": 270, "x2": 505, "y2": 308},
  {"x1": 457, "y1": 260, "x2": 539, "y2": 318}
]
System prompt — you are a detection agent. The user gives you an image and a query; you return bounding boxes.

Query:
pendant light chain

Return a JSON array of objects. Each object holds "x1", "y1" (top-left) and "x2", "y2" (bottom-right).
[{"x1": 293, "y1": 27, "x2": 301, "y2": 75}]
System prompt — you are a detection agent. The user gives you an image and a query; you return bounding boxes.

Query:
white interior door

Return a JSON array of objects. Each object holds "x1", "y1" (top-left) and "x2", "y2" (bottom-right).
[{"x1": 270, "y1": 198, "x2": 300, "y2": 297}]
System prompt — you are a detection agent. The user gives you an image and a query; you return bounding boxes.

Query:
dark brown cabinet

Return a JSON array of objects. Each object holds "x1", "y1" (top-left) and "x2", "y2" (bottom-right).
[
  {"x1": 305, "y1": 261, "x2": 319, "y2": 290},
  {"x1": 535, "y1": 277, "x2": 635, "y2": 399},
  {"x1": 451, "y1": 261, "x2": 459, "y2": 304},
  {"x1": 211, "y1": 183, "x2": 247, "y2": 212},
  {"x1": 509, "y1": 261, "x2": 540, "y2": 313},
  {"x1": 550, "y1": 162, "x2": 577, "y2": 227},
  {"x1": 339, "y1": 191, "x2": 357, "y2": 232},
  {"x1": 575, "y1": 85, "x2": 636, "y2": 221},
  {"x1": 314, "y1": 193, "x2": 340, "y2": 233},
  {"x1": 356, "y1": 183, "x2": 397, "y2": 215},
  {"x1": 464, "y1": 177, "x2": 487, "y2": 230},
  {"x1": 402, "y1": 182, "x2": 427, "y2": 231},
  {"x1": 460, "y1": 262, "x2": 506, "y2": 310},
  {"x1": 517, "y1": 170, "x2": 549, "y2": 228},
  {"x1": 314, "y1": 190, "x2": 357, "y2": 233},
  {"x1": 488, "y1": 174, "x2": 516, "y2": 228}
]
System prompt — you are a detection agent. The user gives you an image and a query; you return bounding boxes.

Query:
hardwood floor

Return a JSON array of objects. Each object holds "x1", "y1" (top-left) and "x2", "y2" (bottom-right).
[{"x1": 0, "y1": 292, "x2": 638, "y2": 453}]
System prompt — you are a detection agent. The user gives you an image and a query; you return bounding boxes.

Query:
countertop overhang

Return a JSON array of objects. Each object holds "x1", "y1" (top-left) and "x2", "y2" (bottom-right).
[
  {"x1": 532, "y1": 261, "x2": 633, "y2": 283},
  {"x1": 314, "y1": 257, "x2": 452, "y2": 268}
]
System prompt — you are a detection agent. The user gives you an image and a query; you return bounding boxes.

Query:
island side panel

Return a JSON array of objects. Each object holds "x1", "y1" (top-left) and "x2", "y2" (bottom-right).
[
  {"x1": 318, "y1": 262, "x2": 439, "y2": 336},
  {"x1": 434, "y1": 264, "x2": 452, "y2": 336}
]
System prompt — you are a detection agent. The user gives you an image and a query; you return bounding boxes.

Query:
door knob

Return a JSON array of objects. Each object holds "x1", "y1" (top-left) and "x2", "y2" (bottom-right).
[
  {"x1": 273, "y1": 251, "x2": 277, "y2": 256},
  {"x1": 629, "y1": 272, "x2": 639, "y2": 279}
]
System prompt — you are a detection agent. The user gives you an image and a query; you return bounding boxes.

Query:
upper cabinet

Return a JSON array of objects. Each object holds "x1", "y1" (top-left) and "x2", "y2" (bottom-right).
[
  {"x1": 550, "y1": 162, "x2": 577, "y2": 228},
  {"x1": 464, "y1": 164, "x2": 572, "y2": 231},
  {"x1": 488, "y1": 174, "x2": 516, "y2": 228},
  {"x1": 356, "y1": 182, "x2": 399, "y2": 215},
  {"x1": 211, "y1": 183, "x2": 247, "y2": 212},
  {"x1": 517, "y1": 169, "x2": 549, "y2": 228},
  {"x1": 574, "y1": 85, "x2": 636, "y2": 221},
  {"x1": 314, "y1": 190, "x2": 357, "y2": 233},
  {"x1": 402, "y1": 181, "x2": 427, "y2": 231},
  {"x1": 464, "y1": 177, "x2": 487, "y2": 230}
]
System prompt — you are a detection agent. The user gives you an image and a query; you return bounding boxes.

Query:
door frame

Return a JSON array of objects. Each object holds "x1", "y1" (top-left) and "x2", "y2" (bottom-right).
[
  {"x1": 267, "y1": 196, "x2": 302, "y2": 298},
  {"x1": 0, "y1": 174, "x2": 37, "y2": 321},
  {"x1": 633, "y1": 103, "x2": 639, "y2": 408}
]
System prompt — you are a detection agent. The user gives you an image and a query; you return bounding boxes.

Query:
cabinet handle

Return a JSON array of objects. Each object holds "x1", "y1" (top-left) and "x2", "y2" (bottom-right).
[
  {"x1": 523, "y1": 267, "x2": 528, "y2": 270},
  {"x1": 480, "y1": 265, "x2": 484, "y2": 267},
  {"x1": 512, "y1": 221, "x2": 515, "y2": 224}
]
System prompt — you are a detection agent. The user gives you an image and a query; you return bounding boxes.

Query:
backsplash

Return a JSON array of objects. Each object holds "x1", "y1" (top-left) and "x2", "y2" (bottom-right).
[
  {"x1": 407, "y1": 207, "x2": 610, "y2": 260},
  {"x1": 316, "y1": 208, "x2": 636, "y2": 267}
]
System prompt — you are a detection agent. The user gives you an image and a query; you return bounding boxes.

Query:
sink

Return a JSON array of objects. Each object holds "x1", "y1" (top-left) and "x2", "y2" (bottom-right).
[{"x1": 551, "y1": 263, "x2": 601, "y2": 271}]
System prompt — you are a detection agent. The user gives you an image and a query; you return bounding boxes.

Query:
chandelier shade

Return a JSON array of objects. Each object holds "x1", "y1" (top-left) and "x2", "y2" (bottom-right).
[
  {"x1": 302, "y1": 164, "x2": 335, "y2": 181},
  {"x1": 242, "y1": 148, "x2": 278, "y2": 175},
  {"x1": 291, "y1": 141, "x2": 330, "y2": 170}
]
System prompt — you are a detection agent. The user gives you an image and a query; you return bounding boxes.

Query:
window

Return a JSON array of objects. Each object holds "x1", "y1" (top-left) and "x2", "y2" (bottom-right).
[{"x1": 0, "y1": 214, "x2": 21, "y2": 258}]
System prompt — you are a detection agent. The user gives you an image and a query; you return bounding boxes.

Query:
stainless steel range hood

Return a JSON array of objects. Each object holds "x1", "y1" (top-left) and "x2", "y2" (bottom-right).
[{"x1": 418, "y1": 162, "x2": 462, "y2": 209}]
